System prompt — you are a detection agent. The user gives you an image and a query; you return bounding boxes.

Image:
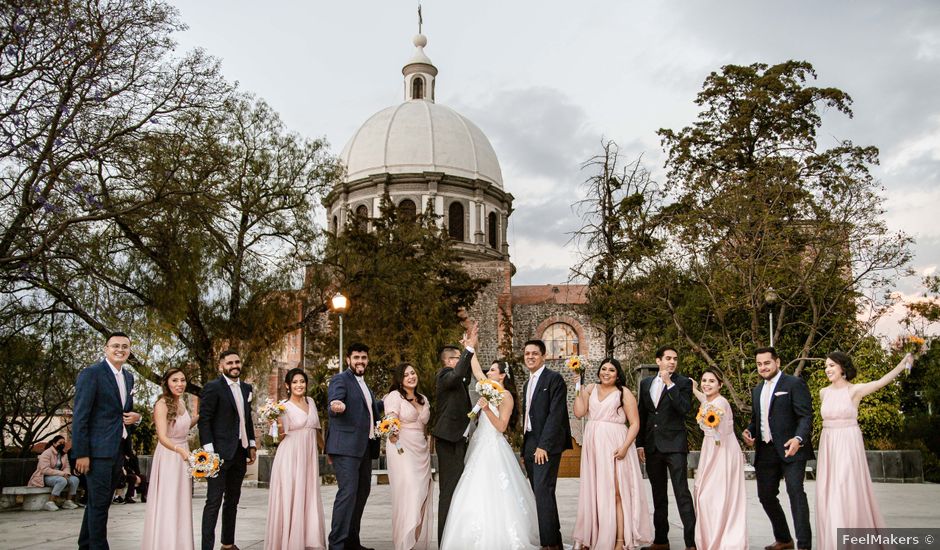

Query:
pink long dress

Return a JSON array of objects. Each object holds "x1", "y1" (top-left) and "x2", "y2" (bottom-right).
[
  {"x1": 573, "y1": 388, "x2": 652, "y2": 550},
  {"x1": 693, "y1": 395, "x2": 747, "y2": 550},
  {"x1": 142, "y1": 406, "x2": 193, "y2": 550},
  {"x1": 264, "y1": 398, "x2": 326, "y2": 550},
  {"x1": 816, "y1": 386, "x2": 886, "y2": 550},
  {"x1": 383, "y1": 391, "x2": 433, "y2": 550}
]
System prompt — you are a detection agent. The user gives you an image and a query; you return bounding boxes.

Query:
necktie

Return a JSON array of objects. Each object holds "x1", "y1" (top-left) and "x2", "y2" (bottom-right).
[
  {"x1": 761, "y1": 380, "x2": 773, "y2": 443},
  {"x1": 651, "y1": 377, "x2": 663, "y2": 407},
  {"x1": 115, "y1": 370, "x2": 127, "y2": 439},
  {"x1": 356, "y1": 376, "x2": 375, "y2": 438},
  {"x1": 525, "y1": 374, "x2": 536, "y2": 432},
  {"x1": 230, "y1": 381, "x2": 249, "y2": 448}
]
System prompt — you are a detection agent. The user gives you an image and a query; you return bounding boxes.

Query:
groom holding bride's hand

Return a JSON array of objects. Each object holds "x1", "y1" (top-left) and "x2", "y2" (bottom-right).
[{"x1": 431, "y1": 311, "x2": 478, "y2": 543}]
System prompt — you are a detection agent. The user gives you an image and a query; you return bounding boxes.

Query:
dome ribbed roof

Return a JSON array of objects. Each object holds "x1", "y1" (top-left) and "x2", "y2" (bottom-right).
[{"x1": 339, "y1": 100, "x2": 504, "y2": 189}]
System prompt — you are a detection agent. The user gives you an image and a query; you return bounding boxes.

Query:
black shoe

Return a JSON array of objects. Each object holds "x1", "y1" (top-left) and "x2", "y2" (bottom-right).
[
  {"x1": 112, "y1": 496, "x2": 124, "y2": 504},
  {"x1": 124, "y1": 497, "x2": 137, "y2": 504}
]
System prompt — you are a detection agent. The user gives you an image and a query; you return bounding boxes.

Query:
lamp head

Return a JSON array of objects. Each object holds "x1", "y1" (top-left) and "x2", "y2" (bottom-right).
[
  {"x1": 764, "y1": 286, "x2": 779, "y2": 305},
  {"x1": 331, "y1": 292, "x2": 349, "y2": 314}
]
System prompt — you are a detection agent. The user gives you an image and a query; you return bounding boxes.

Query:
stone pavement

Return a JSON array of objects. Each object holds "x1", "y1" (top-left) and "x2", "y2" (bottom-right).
[{"x1": 1, "y1": 479, "x2": 938, "y2": 549}]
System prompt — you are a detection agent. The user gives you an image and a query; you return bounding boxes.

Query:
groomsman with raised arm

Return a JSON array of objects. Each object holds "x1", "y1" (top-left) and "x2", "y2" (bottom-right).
[
  {"x1": 637, "y1": 345, "x2": 697, "y2": 550},
  {"x1": 73, "y1": 331, "x2": 141, "y2": 550},
  {"x1": 431, "y1": 318, "x2": 478, "y2": 543},
  {"x1": 521, "y1": 339, "x2": 572, "y2": 550},
  {"x1": 198, "y1": 349, "x2": 257, "y2": 550},
  {"x1": 742, "y1": 347, "x2": 814, "y2": 550},
  {"x1": 326, "y1": 342, "x2": 383, "y2": 550}
]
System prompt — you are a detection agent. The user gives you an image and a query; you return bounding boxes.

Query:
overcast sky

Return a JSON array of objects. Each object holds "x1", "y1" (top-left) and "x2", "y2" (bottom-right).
[{"x1": 168, "y1": 0, "x2": 940, "y2": 336}]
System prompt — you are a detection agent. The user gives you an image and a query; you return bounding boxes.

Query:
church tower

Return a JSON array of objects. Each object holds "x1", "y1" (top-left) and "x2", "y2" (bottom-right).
[{"x1": 323, "y1": 26, "x2": 515, "y2": 363}]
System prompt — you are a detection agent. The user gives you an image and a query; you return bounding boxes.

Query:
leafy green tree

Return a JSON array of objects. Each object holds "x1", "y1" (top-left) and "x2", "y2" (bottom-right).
[{"x1": 306, "y1": 196, "x2": 488, "y2": 399}]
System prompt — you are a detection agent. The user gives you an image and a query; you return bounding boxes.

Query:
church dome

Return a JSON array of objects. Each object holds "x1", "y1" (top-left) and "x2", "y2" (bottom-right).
[{"x1": 339, "y1": 100, "x2": 504, "y2": 188}]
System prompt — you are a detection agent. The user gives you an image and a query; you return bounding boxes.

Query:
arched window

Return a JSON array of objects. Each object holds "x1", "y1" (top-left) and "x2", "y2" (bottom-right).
[
  {"x1": 541, "y1": 322, "x2": 579, "y2": 359},
  {"x1": 332, "y1": 215, "x2": 338, "y2": 234},
  {"x1": 355, "y1": 204, "x2": 369, "y2": 231},
  {"x1": 488, "y1": 211, "x2": 498, "y2": 248},
  {"x1": 399, "y1": 199, "x2": 417, "y2": 221},
  {"x1": 412, "y1": 77, "x2": 424, "y2": 100},
  {"x1": 448, "y1": 201, "x2": 464, "y2": 241}
]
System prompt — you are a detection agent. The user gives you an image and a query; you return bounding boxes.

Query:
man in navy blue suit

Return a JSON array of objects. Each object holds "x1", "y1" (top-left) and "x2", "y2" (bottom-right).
[
  {"x1": 199, "y1": 349, "x2": 257, "y2": 550},
  {"x1": 521, "y1": 339, "x2": 572, "y2": 550},
  {"x1": 325, "y1": 342, "x2": 383, "y2": 550},
  {"x1": 743, "y1": 347, "x2": 814, "y2": 550},
  {"x1": 73, "y1": 331, "x2": 141, "y2": 550}
]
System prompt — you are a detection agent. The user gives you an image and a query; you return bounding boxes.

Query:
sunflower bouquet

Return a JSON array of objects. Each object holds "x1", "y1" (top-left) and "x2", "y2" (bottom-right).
[
  {"x1": 696, "y1": 402, "x2": 724, "y2": 446},
  {"x1": 258, "y1": 399, "x2": 287, "y2": 440},
  {"x1": 375, "y1": 415, "x2": 404, "y2": 454},
  {"x1": 566, "y1": 355, "x2": 586, "y2": 396},
  {"x1": 188, "y1": 448, "x2": 223, "y2": 481},
  {"x1": 468, "y1": 379, "x2": 505, "y2": 420},
  {"x1": 892, "y1": 335, "x2": 927, "y2": 370}
]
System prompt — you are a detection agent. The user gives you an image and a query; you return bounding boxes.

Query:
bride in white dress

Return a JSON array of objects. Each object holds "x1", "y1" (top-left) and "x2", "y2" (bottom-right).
[{"x1": 439, "y1": 352, "x2": 540, "y2": 549}]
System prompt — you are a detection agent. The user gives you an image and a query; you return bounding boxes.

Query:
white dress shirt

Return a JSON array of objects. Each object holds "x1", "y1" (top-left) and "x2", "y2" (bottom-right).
[
  {"x1": 204, "y1": 377, "x2": 255, "y2": 454},
  {"x1": 760, "y1": 370, "x2": 782, "y2": 443},
  {"x1": 106, "y1": 359, "x2": 127, "y2": 439},
  {"x1": 524, "y1": 366, "x2": 545, "y2": 433}
]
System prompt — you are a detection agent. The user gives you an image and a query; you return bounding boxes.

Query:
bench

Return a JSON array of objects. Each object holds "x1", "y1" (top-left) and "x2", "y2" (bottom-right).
[{"x1": 1, "y1": 486, "x2": 53, "y2": 511}]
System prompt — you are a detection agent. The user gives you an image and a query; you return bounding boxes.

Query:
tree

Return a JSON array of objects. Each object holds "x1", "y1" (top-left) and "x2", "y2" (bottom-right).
[
  {"x1": 305, "y1": 196, "x2": 488, "y2": 398},
  {"x1": 569, "y1": 140, "x2": 664, "y2": 359}
]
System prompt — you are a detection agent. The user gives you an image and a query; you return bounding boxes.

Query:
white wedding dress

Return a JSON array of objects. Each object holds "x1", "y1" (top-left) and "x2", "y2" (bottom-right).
[{"x1": 439, "y1": 401, "x2": 540, "y2": 549}]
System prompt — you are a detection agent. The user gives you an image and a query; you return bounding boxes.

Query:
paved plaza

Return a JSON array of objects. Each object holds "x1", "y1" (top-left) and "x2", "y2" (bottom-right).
[{"x1": 1, "y1": 478, "x2": 938, "y2": 549}]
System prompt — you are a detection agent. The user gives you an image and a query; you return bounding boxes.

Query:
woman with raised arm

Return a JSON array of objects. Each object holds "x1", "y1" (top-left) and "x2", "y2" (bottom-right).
[
  {"x1": 573, "y1": 358, "x2": 651, "y2": 550},
  {"x1": 382, "y1": 362, "x2": 433, "y2": 550},
  {"x1": 439, "y1": 351, "x2": 540, "y2": 549},
  {"x1": 815, "y1": 352, "x2": 913, "y2": 550},
  {"x1": 264, "y1": 367, "x2": 325, "y2": 550},
  {"x1": 142, "y1": 368, "x2": 199, "y2": 550},
  {"x1": 690, "y1": 370, "x2": 747, "y2": 550}
]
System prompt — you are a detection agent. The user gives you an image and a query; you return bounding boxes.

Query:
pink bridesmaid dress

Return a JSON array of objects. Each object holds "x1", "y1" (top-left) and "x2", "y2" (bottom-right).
[
  {"x1": 693, "y1": 395, "x2": 747, "y2": 550},
  {"x1": 264, "y1": 397, "x2": 326, "y2": 550},
  {"x1": 142, "y1": 407, "x2": 194, "y2": 550},
  {"x1": 383, "y1": 391, "x2": 433, "y2": 550},
  {"x1": 574, "y1": 388, "x2": 652, "y2": 550},
  {"x1": 816, "y1": 386, "x2": 886, "y2": 550}
]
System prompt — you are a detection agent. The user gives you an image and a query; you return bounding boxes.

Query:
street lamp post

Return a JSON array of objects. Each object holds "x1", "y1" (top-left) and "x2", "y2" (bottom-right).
[
  {"x1": 764, "y1": 286, "x2": 779, "y2": 347},
  {"x1": 331, "y1": 292, "x2": 349, "y2": 371}
]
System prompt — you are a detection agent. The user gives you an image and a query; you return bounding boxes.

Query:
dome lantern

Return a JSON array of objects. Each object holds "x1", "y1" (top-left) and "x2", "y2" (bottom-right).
[{"x1": 403, "y1": 33, "x2": 437, "y2": 102}]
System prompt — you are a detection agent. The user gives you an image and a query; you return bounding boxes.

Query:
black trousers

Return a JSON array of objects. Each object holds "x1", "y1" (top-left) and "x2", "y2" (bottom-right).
[
  {"x1": 328, "y1": 451, "x2": 373, "y2": 550},
  {"x1": 646, "y1": 449, "x2": 696, "y2": 547},
  {"x1": 201, "y1": 446, "x2": 247, "y2": 550},
  {"x1": 523, "y1": 440, "x2": 563, "y2": 547},
  {"x1": 756, "y1": 441, "x2": 812, "y2": 549},
  {"x1": 435, "y1": 437, "x2": 468, "y2": 543},
  {"x1": 78, "y1": 454, "x2": 123, "y2": 550}
]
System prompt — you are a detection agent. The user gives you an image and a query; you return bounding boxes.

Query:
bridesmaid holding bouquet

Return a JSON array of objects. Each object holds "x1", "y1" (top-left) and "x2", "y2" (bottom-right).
[
  {"x1": 142, "y1": 368, "x2": 199, "y2": 550},
  {"x1": 383, "y1": 363, "x2": 433, "y2": 550},
  {"x1": 691, "y1": 369, "x2": 747, "y2": 550},
  {"x1": 264, "y1": 368, "x2": 326, "y2": 550},
  {"x1": 573, "y1": 358, "x2": 651, "y2": 550}
]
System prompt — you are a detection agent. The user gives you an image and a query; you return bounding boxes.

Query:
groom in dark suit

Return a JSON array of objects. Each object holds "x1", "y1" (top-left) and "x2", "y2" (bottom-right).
[
  {"x1": 743, "y1": 346, "x2": 814, "y2": 550},
  {"x1": 326, "y1": 342, "x2": 383, "y2": 550},
  {"x1": 431, "y1": 320, "x2": 478, "y2": 543},
  {"x1": 199, "y1": 349, "x2": 257, "y2": 550},
  {"x1": 637, "y1": 345, "x2": 696, "y2": 550},
  {"x1": 521, "y1": 339, "x2": 571, "y2": 550},
  {"x1": 73, "y1": 331, "x2": 140, "y2": 550}
]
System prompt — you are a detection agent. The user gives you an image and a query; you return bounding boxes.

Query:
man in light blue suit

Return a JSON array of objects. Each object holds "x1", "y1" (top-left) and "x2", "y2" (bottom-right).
[
  {"x1": 325, "y1": 342, "x2": 383, "y2": 550},
  {"x1": 72, "y1": 331, "x2": 141, "y2": 550}
]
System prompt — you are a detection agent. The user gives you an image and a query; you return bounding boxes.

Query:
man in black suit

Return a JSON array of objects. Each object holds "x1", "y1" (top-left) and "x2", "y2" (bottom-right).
[
  {"x1": 637, "y1": 345, "x2": 696, "y2": 550},
  {"x1": 521, "y1": 339, "x2": 571, "y2": 550},
  {"x1": 430, "y1": 321, "x2": 478, "y2": 543},
  {"x1": 198, "y1": 349, "x2": 257, "y2": 550},
  {"x1": 325, "y1": 342, "x2": 383, "y2": 550},
  {"x1": 743, "y1": 347, "x2": 814, "y2": 550},
  {"x1": 73, "y1": 331, "x2": 141, "y2": 550}
]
